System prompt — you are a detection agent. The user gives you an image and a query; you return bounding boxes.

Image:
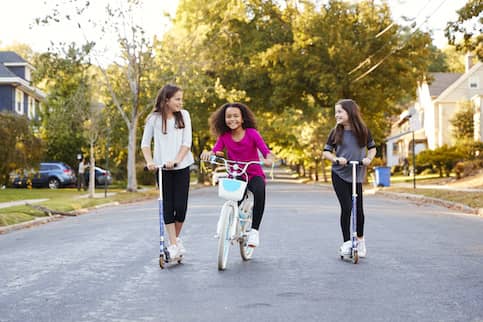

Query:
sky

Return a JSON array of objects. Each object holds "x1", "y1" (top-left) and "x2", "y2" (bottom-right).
[{"x1": 0, "y1": 0, "x2": 469, "y2": 55}]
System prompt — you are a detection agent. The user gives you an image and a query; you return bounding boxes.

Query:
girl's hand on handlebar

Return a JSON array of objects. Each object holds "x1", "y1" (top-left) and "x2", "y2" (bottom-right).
[
  {"x1": 164, "y1": 161, "x2": 177, "y2": 169},
  {"x1": 337, "y1": 157, "x2": 347, "y2": 166},
  {"x1": 263, "y1": 154, "x2": 276, "y2": 167},
  {"x1": 146, "y1": 162, "x2": 157, "y2": 171},
  {"x1": 200, "y1": 150, "x2": 212, "y2": 161}
]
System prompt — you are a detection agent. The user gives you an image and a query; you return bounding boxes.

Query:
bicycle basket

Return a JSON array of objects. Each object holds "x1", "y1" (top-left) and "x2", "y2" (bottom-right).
[{"x1": 218, "y1": 178, "x2": 247, "y2": 201}]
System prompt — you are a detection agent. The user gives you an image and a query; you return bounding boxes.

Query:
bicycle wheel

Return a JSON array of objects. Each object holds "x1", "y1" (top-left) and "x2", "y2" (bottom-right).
[
  {"x1": 239, "y1": 193, "x2": 254, "y2": 261},
  {"x1": 239, "y1": 230, "x2": 254, "y2": 260},
  {"x1": 218, "y1": 204, "x2": 234, "y2": 270}
]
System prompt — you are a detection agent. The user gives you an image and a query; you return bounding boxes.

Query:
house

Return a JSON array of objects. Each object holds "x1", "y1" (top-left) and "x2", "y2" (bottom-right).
[
  {"x1": 386, "y1": 54, "x2": 483, "y2": 167},
  {"x1": 0, "y1": 51, "x2": 45, "y2": 120}
]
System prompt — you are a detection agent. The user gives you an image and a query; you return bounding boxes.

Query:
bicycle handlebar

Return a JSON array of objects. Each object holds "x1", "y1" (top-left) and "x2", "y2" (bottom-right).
[{"x1": 203, "y1": 155, "x2": 263, "y2": 179}]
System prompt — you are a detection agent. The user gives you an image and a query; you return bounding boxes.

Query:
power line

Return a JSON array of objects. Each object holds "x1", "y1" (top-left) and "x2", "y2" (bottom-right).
[{"x1": 350, "y1": 0, "x2": 449, "y2": 82}]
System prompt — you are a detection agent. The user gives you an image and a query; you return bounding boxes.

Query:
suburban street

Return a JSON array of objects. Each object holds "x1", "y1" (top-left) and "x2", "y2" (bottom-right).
[{"x1": 1, "y1": 179, "x2": 482, "y2": 322}]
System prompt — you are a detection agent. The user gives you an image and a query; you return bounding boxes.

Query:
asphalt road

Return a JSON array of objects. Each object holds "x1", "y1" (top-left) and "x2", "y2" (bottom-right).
[{"x1": 1, "y1": 181, "x2": 482, "y2": 322}]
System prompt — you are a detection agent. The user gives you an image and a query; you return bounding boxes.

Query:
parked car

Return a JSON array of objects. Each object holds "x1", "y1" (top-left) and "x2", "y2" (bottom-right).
[
  {"x1": 85, "y1": 167, "x2": 113, "y2": 186},
  {"x1": 29, "y1": 162, "x2": 77, "y2": 189},
  {"x1": 12, "y1": 175, "x2": 29, "y2": 188},
  {"x1": 211, "y1": 166, "x2": 228, "y2": 186}
]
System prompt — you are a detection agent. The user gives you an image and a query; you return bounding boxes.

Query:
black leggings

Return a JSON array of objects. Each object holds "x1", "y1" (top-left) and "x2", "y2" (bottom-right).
[
  {"x1": 331, "y1": 171, "x2": 365, "y2": 241},
  {"x1": 247, "y1": 176, "x2": 266, "y2": 230},
  {"x1": 157, "y1": 167, "x2": 190, "y2": 224}
]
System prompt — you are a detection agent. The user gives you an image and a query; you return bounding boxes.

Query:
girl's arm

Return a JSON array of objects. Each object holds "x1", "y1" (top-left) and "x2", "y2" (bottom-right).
[
  {"x1": 200, "y1": 136, "x2": 224, "y2": 161},
  {"x1": 141, "y1": 116, "x2": 156, "y2": 170},
  {"x1": 323, "y1": 150, "x2": 347, "y2": 165},
  {"x1": 362, "y1": 147, "x2": 377, "y2": 166}
]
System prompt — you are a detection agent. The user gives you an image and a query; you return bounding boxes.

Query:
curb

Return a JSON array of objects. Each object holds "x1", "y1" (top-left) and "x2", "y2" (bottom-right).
[
  {"x1": 374, "y1": 190, "x2": 481, "y2": 215},
  {"x1": 301, "y1": 178, "x2": 482, "y2": 216},
  {"x1": 0, "y1": 215, "x2": 63, "y2": 234},
  {"x1": 0, "y1": 202, "x2": 121, "y2": 235}
]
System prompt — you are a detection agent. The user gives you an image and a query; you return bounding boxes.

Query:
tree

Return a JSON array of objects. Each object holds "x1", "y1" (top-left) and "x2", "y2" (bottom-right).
[
  {"x1": 37, "y1": 0, "x2": 157, "y2": 192},
  {"x1": 445, "y1": 0, "x2": 483, "y2": 61},
  {"x1": 33, "y1": 44, "x2": 92, "y2": 168},
  {"x1": 0, "y1": 113, "x2": 42, "y2": 186},
  {"x1": 451, "y1": 102, "x2": 474, "y2": 141}
]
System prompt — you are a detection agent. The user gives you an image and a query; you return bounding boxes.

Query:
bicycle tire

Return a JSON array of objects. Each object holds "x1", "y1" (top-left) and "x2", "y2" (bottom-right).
[
  {"x1": 218, "y1": 204, "x2": 234, "y2": 270},
  {"x1": 239, "y1": 192, "x2": 254, "y2": 261}
]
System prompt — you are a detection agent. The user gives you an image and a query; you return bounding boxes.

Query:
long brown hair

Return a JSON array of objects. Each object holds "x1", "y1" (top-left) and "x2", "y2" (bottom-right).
[
  {"x1": 334, "y1": 99, "x2": 368, "y2": 147},
  {"x1": 209, "y1": 102, "x2": 257, "y2": 137},
  {"x1": 153, "y1": 84, "x2": 184, "y2": 134}
]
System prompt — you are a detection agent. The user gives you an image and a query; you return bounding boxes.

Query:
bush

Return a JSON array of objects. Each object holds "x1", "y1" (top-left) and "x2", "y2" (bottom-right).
[{"x1": 454, "y1": 160, "x2": 481, "y2": 179}]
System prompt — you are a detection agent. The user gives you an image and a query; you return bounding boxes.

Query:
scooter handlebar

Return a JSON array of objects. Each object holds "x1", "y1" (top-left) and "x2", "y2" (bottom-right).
[{"x1": 143, "y1": 163, "x2": 178, "y2": 171}]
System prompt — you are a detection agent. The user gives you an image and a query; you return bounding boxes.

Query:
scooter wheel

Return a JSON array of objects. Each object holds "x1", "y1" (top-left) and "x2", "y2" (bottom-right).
[
  {"x1": 159, "y1": 255, "x2": 165, "y2": 269},
  {"x1": 352, "y1": 251, "x2": 359, "y2": 264}
]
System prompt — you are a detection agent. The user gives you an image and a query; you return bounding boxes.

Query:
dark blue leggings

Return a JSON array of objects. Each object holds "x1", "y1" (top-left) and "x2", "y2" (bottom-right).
[
  {"x1": 156, "y1": 167, "x2": 190, "y2": 224},
  {"x1": 331, "y1": 171, "x2": 365, "y2": 241}
]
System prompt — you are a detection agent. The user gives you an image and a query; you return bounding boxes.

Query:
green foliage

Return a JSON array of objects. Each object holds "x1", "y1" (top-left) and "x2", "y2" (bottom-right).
[
  {"x1": 427, "y1": 45, "x2": 449, "y2": 72},
  {"x1": 451, "y1": 103, "x2": 474, "y2": 140},
  {"x1": 0, "y1": 113, "x2": 43, "y2": 186},
  {"x1": 416, "y1": 145, "x2": 465, "y2": 177},
  {"x1": 445, "y1": 0, "x2": 483, "y2": 61},
  {"x1": 442, "y1": 46, "x2": 466, "y2": 72},
  {"x1": 33, "y1": 45, "x2": 92, "y2": 168}
]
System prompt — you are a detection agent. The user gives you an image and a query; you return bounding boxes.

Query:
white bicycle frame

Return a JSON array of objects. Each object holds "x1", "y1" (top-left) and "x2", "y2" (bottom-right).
[{"x1": 206, "y1": 155, "x2": 261, "y2": 270}]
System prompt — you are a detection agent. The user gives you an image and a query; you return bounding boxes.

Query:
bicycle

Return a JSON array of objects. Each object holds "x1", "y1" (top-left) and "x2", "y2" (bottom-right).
[{"x1": 204, "y1": 155, "x2": 261, "y2": 270}]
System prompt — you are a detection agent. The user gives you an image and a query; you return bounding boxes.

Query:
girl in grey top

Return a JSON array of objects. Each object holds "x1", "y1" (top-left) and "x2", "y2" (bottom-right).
[{"x1": 323, "y1": 99, "x2": 377, "y2": 258}]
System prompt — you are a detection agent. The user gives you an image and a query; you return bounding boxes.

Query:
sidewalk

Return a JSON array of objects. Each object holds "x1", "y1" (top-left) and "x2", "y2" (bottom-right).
[
  {"x1": 0, "y1": 199, "x2": 49, "y2": 209},
  {"x1": 389, "y1": 182, "x2": 483, "y2": 192}
]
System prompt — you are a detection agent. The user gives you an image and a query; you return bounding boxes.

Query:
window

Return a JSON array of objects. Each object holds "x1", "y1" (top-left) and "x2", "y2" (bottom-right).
[
  {"x1": 15, "y1": 89, "x2": 24, "y2": 114},
  {"x1": 469, "y1": 76, "x2": 479, "y2": 89},
  {"x1": 28, "y1": 96, "x2": 35, "y2": 119},
  {"x1": 392, "y1": 142, "x2": 399, "y2": 155}
]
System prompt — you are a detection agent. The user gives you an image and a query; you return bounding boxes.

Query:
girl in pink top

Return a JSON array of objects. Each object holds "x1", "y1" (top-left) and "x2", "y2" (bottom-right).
[{"x1": 201, "y1": 102, "x2": 274, "y2": 248}]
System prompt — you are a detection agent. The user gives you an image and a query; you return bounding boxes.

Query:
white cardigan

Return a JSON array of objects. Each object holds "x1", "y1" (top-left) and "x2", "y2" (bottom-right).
[{"x1": 141, "y1": 109, "x2": 194, "y2": 170}]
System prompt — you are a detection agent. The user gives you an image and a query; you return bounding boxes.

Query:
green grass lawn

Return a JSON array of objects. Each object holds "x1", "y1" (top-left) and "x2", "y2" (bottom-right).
[{"x1": 0, "y1": 187, "x2": 159, "y2": 227}]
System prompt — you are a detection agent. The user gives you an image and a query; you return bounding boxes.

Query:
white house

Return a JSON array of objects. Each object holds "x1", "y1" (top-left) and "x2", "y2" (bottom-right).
[{"x1": 386, "y1": 55, "x2": 483, "y2": 167}]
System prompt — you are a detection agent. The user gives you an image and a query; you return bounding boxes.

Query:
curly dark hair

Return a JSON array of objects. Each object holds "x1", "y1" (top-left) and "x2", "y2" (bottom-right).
[
  {"x1": 152, "y1": 84, "x2": 184, "y2": 134},
  {"x1": 209, "y1": 102, "x2": 257, "y2": 137},
  {"x1": 333, "y1": 99, "x2": 368, "y2": 147}
]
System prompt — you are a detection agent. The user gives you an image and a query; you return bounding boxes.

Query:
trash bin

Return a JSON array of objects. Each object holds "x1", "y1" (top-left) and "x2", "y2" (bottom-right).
[{"x1": 374, "y1": 166, "x2": 391, "y2": 187}]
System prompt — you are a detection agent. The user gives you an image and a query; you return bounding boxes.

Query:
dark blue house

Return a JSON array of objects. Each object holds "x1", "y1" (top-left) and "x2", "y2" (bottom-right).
[{"x1": 0, "y1": 51, "x2": 45, "y2": 120}]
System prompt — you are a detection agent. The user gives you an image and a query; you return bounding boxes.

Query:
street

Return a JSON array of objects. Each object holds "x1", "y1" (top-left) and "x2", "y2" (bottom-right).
[{"x1": 1, "y1": 180, "x2": 482, "y2": 322}]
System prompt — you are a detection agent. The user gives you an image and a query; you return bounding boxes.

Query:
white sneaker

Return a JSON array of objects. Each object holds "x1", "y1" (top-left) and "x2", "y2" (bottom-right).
[
  {"x1": 176, "y1": 237, "x2": 186, "y2": 255},
  {"x1": 339, "y1": 240, "x2": 352, "y2": 256},
  {"x1": 357, "y1": 238, "x2": 367, "y2": 258},
  {"x1": 247, "y1": 229, "x2": 259, "y2": 247},
  {"x1": 167, "y1": 244, "x2": 180, "y2": 259}
]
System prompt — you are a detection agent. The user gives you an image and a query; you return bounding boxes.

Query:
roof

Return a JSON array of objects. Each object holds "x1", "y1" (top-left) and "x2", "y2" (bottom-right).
[
  {"x1": 436, "y1": 62, "x2": 483, "y2": 102},
  {"x1": 0, "y1": 63, "x2": 17, "y2": 78},
  {"x1": 0, "y1": 51, "x2": 27, "y2": 64},
  {"x1": 427, "y1": 72, "x2": 462, "y2": 97}
]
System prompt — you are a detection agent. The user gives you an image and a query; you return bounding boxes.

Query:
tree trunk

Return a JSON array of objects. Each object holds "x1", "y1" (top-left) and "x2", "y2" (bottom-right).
[
  {"x1": 126, "y1": 119, "x2": 138, "y2": 192},
  {"x1": 88, "y1": 143, "x2": 95, "y2": 198}
]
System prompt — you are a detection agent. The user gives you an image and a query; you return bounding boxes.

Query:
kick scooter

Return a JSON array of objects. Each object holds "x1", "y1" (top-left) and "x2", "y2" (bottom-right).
[
  {"x1": 146, "y1": 165, "x2": 182, "y2": 269},
  {"x1": 340, "y1": 161, "x2": 362, "y2": 264}
]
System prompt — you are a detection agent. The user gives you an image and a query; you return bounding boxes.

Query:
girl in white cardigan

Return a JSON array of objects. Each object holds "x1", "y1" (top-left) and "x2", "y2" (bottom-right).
[{"x1": 141, "y1": 84, "x2": 194, "y2": 259}]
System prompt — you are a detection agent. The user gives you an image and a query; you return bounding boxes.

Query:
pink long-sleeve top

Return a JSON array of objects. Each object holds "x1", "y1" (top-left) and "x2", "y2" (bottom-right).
[{"x1": 212, "y1": 128, "x2": 271, "y2": 180}]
